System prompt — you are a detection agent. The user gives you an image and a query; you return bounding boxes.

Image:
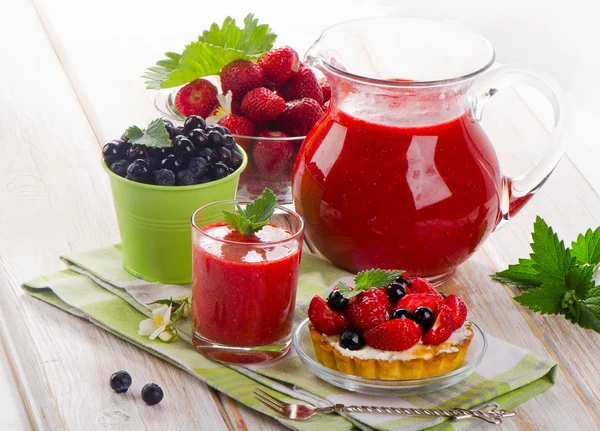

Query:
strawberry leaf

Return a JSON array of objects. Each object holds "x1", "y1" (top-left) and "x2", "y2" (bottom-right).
[
  {"x1": 143, "y1": 13, "x2": 276, "y2": 89},
  {"x1": 125, "y1": 119, "x2": 171, "y2": 148}
]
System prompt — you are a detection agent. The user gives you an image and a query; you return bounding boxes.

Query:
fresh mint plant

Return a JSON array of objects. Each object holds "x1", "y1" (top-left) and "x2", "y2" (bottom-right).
[
  {"x1": 125, "y1": 119, "x2": 171, "y2": 148},
  {"x1": 222, "y1": 188, "x2": 277, "y2": 235},
  {"x1": 338, "y1": 269, "x2": 402, "y2": 299},
  {"x1": 492, "y1": 216, "x2": 600, "y2": 333}
]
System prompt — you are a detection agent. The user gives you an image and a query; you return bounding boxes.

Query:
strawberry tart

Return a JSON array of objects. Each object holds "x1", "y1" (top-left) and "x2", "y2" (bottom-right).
[{"x1": 307, "y1": 270, "x2": 473, "y2": 380}]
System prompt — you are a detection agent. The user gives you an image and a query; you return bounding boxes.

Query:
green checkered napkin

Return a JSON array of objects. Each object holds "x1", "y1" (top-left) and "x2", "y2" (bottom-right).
[{"x1": 22, "y1": 245, "x2": 557, "y2": 431}]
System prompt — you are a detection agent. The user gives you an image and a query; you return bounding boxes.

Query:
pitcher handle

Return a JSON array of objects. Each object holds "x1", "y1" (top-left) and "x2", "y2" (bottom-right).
[{"x1": 469, "y1": 65, "x2": 570, "y2": 229}]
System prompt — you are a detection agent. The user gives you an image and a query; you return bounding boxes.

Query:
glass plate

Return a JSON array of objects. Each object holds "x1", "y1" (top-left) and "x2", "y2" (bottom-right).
[
  {"x1": 154, "y1": 89, "x2": 186, "y2": 122},
  {"x1": 293, "y1": 318, "x2": 487, "y2": 395}
]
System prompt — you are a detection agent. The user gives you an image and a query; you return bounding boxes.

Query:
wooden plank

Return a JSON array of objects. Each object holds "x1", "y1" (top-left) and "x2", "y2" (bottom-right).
[
  {"x1": 0, "y1": 0, "x2": 230, "y2": 429},
  {"x1": 0, "y1": 335, "x2": 32, "y2": 430}
]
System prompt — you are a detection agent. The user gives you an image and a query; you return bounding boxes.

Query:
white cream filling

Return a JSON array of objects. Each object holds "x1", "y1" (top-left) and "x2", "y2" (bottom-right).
[{"x1": 327, "y1": 322, "x2": 472, "y2": 361}]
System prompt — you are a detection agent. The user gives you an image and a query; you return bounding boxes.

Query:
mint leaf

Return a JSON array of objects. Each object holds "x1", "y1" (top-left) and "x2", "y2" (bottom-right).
[
  {"x1": 491, "y1": 258, "x2": 541, "y2": 288},
  {"x1": 513, "y1": 281, "x2": 566, "y2": 315},
  {"x1": 566, "y1": 265, "x2": 595, "y2": 298},
  {"x1": 576, "y1": 287, "x2": 600, "y2": 332},
  {"x1": 571, "y1": 227, "x2": 600, "y2": 266},
  {"x1": 144, "y1": 14, "x2": 276, "y2": 89},
  {"x1": 337, "y1": 282, "x2": 354, "y2": 298},
  {"x1": 222, "y1": 189, "x2": 277, "y2": 235},
  {"x1": 126, "y1": 119, "x2": 171, "y2": 148},
  {"x1": 338, "y1": 269, "x2": 401, "y2": 299},
  {"x1": 530, "y1": 216, "x2": 576, "y2": 285}
]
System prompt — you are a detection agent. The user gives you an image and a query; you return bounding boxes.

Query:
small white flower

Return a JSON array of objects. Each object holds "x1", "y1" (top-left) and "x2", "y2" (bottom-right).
[
  {"x1": 205, "y1": 90, "x2": 233, "y2": 125},
  {"x1": 138, "y1": 305, "x2": 173, "y2": 341}
]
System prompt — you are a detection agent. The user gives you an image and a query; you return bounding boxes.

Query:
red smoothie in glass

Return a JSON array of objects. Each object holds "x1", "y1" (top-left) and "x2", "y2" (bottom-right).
[
  {"x1": 292, "y1": 108, "x2": 502, "y2": 277},
  {"x1": 192, "y1": 221, "x2": 301, "y2": 348}
]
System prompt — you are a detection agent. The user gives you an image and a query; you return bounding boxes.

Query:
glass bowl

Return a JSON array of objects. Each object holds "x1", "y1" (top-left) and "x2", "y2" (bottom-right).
[
  {"x1": 293, "y1": 318, "x2": 487, "y2": 395},
  {"x1": 155, "y1": 89, "x2": 306, "y2": 204}
]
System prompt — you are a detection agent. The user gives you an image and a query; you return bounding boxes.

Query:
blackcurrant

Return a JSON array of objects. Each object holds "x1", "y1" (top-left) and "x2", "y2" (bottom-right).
[
  {"x1": 394, "y1": 276, "x2": 412, "y2": 289},
  {"x1": 109, "y1": 371, "x2": 132, "y2": 393},
  {"x1": 176, "y1": 169, "x2": 196, "y2": 186},
  {"x1": 127, "y1": 145, "x2": 146, "y2": 160},
  {"x1": 153, "y1": 169, "x2": 176, "y2": 186},
  {"x1": 188, "y1": 128, "x2": 208, "y2": 149},
  {"x1": 412, "y1": 306, "x2": 434, "y2": 331},
  {"x1": 110, "y1": 159, "x2": 130, "y2": 177},
  {"x1": 126, "y1": 159, "x2": 151, "y2": 183},
  {"x1": 161, "y1": 154, "x2": 184, "y2": 172},
  {"x1": 197, "y1": 147, "x2": 215, "y2": 164},
  {"x1": 174, "y1": 136, "x2": 196, "y2": 159},
  {"x1": 222, "y1": 134, "x2": 236, "y2": 149},
  {"x1": 386, "y1": 282, "x2": 408, "y2": 302},
  {"x1": 207, "y1": 130, "x2": 224, "y2": 147},
  {"x1": 392, "y1": 308, "x2": 412, "y2": 320},
  {"x1": 102, "y1": 142, "x2": 120, "y2": 164},
  {"x1": 187, "y1": 157, "x2": 208, "y2": 178},
  {"x1": 184, "y1": 115, "x2": 206, "y2": 133},
  {"x1": 209, "y1": 162, "x2": 229, "y2": 180},
  {"x1": 230, "y1": 150, "x2": 243, "y2": 170},
  {"x1": 339, "y1": 328, "x2": 365, "y2": 351},
  {"x1": 141, "y1": 383, "x2": 164, "y2": 406},
  {"x1": 215, "y1": 147, "x2": 232, "y2": 165},
  {"x1": 327, "y1": 290, "x2": 349, "y2": 311}
]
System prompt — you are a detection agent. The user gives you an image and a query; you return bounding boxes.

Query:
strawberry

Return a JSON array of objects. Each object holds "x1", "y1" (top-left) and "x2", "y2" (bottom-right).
[
  {"x1": 395, "y1": 293, "x2": 443, "y2": 314},
  {"x1": 347, "y1": 289, "x2": 390, "y2": 332},
  {"x1": 319, "y1": 77, "x2": 331, "y2": 103},
  {"x1": 444, "y1": 294, "x2": 468, "y2": 330},
  {"x1": 364, "y1": 319, "x2": 421, "y2": 351},
  {"x1": 220, "y1": 59, "x2": 264, "y2": 101},
  {"x1": 241, "y1": 87, "x2": 286, "y2": 124},
  {"x1": 217, "y1": 114, "x2": 256, "y2": 137},
  {"x1": 253, "y1": 130, "x2": 295, "y2": 179},
  {"x1": 308, "y1": 296, "x2": 350, "y2": 335},
  {"x1": 283, "y1": 67, "x2": 324, "y2": 104},
  {"x1": 422, "y1": 305, "x2": 454, "y2": 345},
  {"x1": 409, "y1": 278, "x2": 442, "y2": 297},
  {"x1": 174, "y1": 79, "x2": 219, "y2": 118},
  {"x1": 277, "y1": 98, "x2": 324, "y2": 136},
  {"x1": 258, "y1": 46, "x2": 301, "y2": 85}
]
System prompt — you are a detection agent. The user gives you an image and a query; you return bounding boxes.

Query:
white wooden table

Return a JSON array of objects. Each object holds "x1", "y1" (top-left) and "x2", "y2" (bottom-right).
[{"x1": 1, "y1": 0, "x2": 600, "y2": 429}]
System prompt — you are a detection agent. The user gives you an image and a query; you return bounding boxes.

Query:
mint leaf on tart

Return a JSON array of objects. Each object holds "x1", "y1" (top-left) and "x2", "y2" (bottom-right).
[
  {"x1": 338, "y1": 269, "x2": 402, "y2": 299},
  {"x1": 493, "y1": 216, "x2": 600, "y2": 334},
  {"x1": 125, "y1": 119, "x2": 171, "y2": 148},
  {"x1": 144, "y1": 13, "x2": 276, "y2": 89},
  {"x1": 222, "y1": 188, "x2": 277, "y2": 235}
]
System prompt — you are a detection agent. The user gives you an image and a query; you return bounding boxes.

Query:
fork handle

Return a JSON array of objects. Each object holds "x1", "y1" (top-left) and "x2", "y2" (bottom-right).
[{"x1": 322, "y1": 403, "x2": 516, "y2": 424}]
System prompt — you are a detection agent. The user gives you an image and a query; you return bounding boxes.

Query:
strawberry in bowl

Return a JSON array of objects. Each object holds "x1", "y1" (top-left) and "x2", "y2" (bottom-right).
[
  {"x1": 307, "y1": 270, "x2": 473, "y2": 380},
  {"x1": 145, "y1": 14, "x2": 328, "y2": 203}
]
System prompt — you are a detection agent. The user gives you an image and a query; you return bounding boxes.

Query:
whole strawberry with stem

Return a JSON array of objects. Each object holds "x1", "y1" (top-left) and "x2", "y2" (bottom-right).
[
  {"x1": 258, "y1": 46, "x2": 301, "y2": 85},
  {"x1": 220, "y1": 59, "x2": 265, "y2": 102},
  {"x1": 174, "y1": 78, "x2": 219, "y2": 117}
]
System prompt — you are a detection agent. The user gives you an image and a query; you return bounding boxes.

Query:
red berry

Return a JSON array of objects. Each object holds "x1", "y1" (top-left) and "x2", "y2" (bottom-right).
[
  {"x1": 174, "y1": 79, "x2": 219, "y2": 118},
  {"x1": 258, "y1": 46, "x2": 301, "y2": 85},
  {"x1": 253, "y1": 130, "x2": 295, "y2": 179},
  {"x1": 444, "y1": 294, "x2": 468, "y2": 330},
  {"x1": 319, "y1": 77, "x2": 331, "y2": 103},
  {"x1": 347, "y1": 289, "x2": 390, "y2": 332},
  {"x1": 308, "y1": 296, "x2": 350, "y2": 335},
  {"x1": 241, "y1": 87, "x2": 286, "y2": 124},
  {"x1": 422, "y1": 305, "x2": 454, "y2": 345},
  {"x1": 364, "y1": 319, "x2": 421, "y2": 351},
  {"x1": 277, "y1": 98, "x2": 324, "y2": 136},
  {"x1": 410, "y1": 278, "x2": 442, "y2": 297},
  {"x1": 217, "y1": 114, "x2": 256, "y2": 137},
  {"x1": 220, "y1": 59, "x2": 264, "y2": 101},
  {"x1": 395, "y1": 293, "x2": 443, "y2": 314},
  {"x1": 283, "y1": 67, "x2": 324, "y2": 104}
]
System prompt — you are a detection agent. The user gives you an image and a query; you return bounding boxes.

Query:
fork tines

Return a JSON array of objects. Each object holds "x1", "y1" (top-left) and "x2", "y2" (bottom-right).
[{"x1": 254, "y1": 388, "x2": 285, "y2": 414}]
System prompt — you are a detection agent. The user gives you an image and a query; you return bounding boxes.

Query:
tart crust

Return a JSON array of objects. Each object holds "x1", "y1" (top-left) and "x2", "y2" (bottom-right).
[{"x1": 309, "y1": 322, "x2": 474, "y2": 380}]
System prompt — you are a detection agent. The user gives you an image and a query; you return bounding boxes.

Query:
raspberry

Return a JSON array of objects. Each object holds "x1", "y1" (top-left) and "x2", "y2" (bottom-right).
[
  {"x1": 217, "y1": 114, "x2": 256, "y2": 137},
  {"x1": 364, "y1": 319, "x2": 422, "y2": 351},
  {"x1": 220, "y1": 59, "x2": 264, "y2": 101},
  {"x1": 395, "y1": 293, "x2": 443, "y2": 314},
  {"x1": 174, "y1": 78, "x2": 219, "y2": 118},
  {"x1": 308, "y1": 296, "x2": 350, "y2": 335},
  {"x1": 258, "y1": 46, "x2": 301, "y2": 85},
  {"x1": 422, "y1": 305, "x2": 454, "y2": 345},
  {"x1": 444, "y1": 294, "x2": 468, "y2": 330},
  {"x1": 277, "y1": 98, "x2": 324, "y2": 136},
  {"x1": 283, "y1": 67, "x2": 324, "y2": 104},
  {"x1": 241, "y1": 87, "x2": 286, "y2": 124},
  {"x1": 319, "y1": 77, "x2": 331, "y2": 103},
  {"x1": 252, "y1": 130, "x2": 295, "y2": 180},
  {"x1": 410, "y1": 278, "x2": 442, "y2": 297},
  {"x1": 347, "y1": 289, "x2": 390, "y2": 332}
]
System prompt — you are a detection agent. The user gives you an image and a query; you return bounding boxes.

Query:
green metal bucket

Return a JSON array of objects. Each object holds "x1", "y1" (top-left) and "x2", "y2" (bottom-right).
[{"x1": 102, "y1": 148, "x2": 247, "y2": 284}]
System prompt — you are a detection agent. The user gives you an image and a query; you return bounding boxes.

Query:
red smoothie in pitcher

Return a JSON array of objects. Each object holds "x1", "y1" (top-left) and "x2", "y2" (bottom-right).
[
  {"x1": 292, "y1": 108, "x2": 502, "y2": 278},
  {"x1": 191, "y1": 222, "x2": 301, "y2": 348}
]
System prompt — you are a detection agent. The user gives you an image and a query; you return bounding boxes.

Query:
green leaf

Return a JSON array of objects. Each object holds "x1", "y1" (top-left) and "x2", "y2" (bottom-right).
[
  {"x1": 529, "y1": 216, "x2": 576, "y2": 285},
  {"x1": 513, "y1": 281, "x2": 566, "y2": 315},
  {"x1": 147, "y1": 299, "x2": 173, "y2": 306},
  {"x1": 576, "y1": 287, "x2": 600, "y2": 332},
  {"x1": 565, "y1": 265, "x2": 595, "y2": 298},
  {"x1": 337, "y1": 282, "x2": 355, "y2": 299},
  {"x1": 222, "y1": 188, "x2": 277, "y2": 235},
  {"x1": 143, "y1": 14, "x2": 276, "y2": 89},
  {"x1": 126, "y1": 119, "x2": 172, "y2": 148},
  {"x1": 571, "y1": 227, "x2": 600, "y2": 266},
  {"x1": 491, "y1": 258, "x2": 541, "y2": 288},
  {"x1": 355, "y1": 269, "x2": 401, "y2": 290}
]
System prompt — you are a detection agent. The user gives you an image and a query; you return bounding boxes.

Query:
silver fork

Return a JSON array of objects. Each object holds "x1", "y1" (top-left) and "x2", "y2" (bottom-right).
[{"x1": 254, "y1": 388, "x2": 516, "y2": 424}]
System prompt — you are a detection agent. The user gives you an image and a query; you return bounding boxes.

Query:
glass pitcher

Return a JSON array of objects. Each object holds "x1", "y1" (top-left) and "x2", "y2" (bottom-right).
[{"x1": 292, "y1": 17, "x2": 569, "y2": 284}]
